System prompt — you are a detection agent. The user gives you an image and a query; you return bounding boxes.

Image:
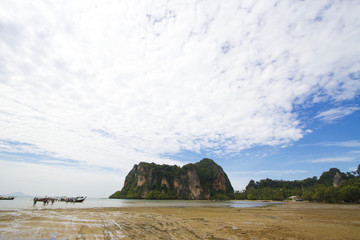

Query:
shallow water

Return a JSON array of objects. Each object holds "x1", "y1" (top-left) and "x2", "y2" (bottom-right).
[{"x1": 0, "y1": 197, "x2": 280, "y2": 210}]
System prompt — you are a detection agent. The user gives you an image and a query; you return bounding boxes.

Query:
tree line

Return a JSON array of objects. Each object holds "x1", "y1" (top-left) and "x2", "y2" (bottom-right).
[{"x1": 231, "y1": 167, "x2": 360, "y2": 203}]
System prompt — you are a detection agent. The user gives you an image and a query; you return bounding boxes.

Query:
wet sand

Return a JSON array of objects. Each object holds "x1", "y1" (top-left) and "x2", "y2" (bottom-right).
[{"x1": 0, "y1": 202, "x2": 359, "y2": 239}]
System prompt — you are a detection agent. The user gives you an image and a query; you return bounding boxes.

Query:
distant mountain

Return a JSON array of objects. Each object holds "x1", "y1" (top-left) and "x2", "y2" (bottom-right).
[
  {"x1": 2, "y1": 192, "x2": 32, "y2": 197},
  {"x1": 110, "y1": 158, "x2": 234, "y2": 200}
]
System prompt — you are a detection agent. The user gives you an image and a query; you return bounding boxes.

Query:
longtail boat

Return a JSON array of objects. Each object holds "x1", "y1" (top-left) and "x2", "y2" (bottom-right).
[
  {"x1": 0, "y1": 196, "x2": 15, "y2": 200},
  {"x1": 74, "y1": 196, "x2": 86, "y2": 203}
]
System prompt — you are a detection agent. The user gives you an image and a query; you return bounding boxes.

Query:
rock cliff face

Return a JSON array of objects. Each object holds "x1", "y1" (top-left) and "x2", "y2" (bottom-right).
[
  {"x1": 319, "y1": 168, "x2": 345, "y2": 188},
  {"x1": 333, "y1": 172, "x2": 343, "y2": 188},
  {"x1": 109, "y1": 158, "x2": 234, "y2": 200}
]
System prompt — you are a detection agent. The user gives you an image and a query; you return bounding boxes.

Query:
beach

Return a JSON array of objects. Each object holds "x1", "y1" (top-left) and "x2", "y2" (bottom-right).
[{"x1": 1, "y1": 202, "x2": 359, "y2": 240}]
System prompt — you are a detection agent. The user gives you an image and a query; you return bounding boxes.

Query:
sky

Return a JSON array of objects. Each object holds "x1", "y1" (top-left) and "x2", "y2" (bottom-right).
[{"x1": 0, "y1": 0, "x2": 359, "y2": 198}]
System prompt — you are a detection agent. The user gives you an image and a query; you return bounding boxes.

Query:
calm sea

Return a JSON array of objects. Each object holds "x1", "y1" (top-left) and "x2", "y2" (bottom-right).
[{"x1": 0, "y1": 197, "x2": 279, "y2": 211}]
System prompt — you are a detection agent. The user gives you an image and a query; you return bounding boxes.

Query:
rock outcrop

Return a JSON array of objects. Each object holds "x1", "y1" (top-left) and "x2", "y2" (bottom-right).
[
  {"x1": 109, "y1": 158, "x2": 234, "y2": 200},
  {"x1": 333, "y1": 171, "x2": 343, "y2": 188},
  {"x1": 319, "y1": 168, "x2": 345, "y2": 187}
]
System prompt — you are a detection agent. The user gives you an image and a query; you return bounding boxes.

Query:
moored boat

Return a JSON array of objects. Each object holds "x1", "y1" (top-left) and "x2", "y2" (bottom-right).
[
  {"x1": 61, "y1": 196, "x2": 87, "y2": 203},
  {"x1": 0, "y1": 196, "x2": 15, "y2": 200},
  {"x1": 59, "y1": 196, "x2": 69, "y2": 202},
  {"x1": 74, "y1": 196, "x2": 86, "y2": 203},
  {"x1": 33, "y1": 196, "x2": 86, "y2": 204},
  {"x1": 33, "y1": 196, "x2": 57, "y2": 204}
]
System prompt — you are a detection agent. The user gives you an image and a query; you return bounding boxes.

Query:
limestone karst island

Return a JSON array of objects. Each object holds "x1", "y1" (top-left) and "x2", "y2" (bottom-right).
[
  {"x1": 110, "y1": 158, "x2": 234, "y2": 200},
  {"x1": 111, "y1": 159, "x2": 360, "y2": 203}
]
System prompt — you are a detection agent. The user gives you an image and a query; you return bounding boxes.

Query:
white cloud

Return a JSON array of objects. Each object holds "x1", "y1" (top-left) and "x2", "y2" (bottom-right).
[
  {"x1": 316, "y1": 140, "x2": 360, "y2": 148},
  {"x1": 315, "y1": 107, "x2": 360, "y2": 122},
  {"x1": 0, "y1": 0, "x2": 360, "y2": 194},
  {"x1": 230, "y1": 170, "x2": 308, "y2": 176},
  {"x1": 309, "y1": 157, "x2": 356, "y2": 163}
]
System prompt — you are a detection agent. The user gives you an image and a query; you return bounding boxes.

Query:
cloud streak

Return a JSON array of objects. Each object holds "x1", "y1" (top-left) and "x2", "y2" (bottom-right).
[
  {"x1": 230, "y1": 170, "x2": 308, "y2": 176},
  {"x1": 315, "y1": 107, "x2": 360, "y2": 122},
  {"x1": 308, "y1": 157, "x2": 356, "y2": 163},
  {"x1": 314, "y1": 140, "x2": 360, "y2": 148},
  {"x1": 0, "y1": 0, "x2": 359, "y2": 174}
]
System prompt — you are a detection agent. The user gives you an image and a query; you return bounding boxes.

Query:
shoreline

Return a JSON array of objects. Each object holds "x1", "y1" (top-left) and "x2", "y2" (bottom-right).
[
  {"x1": 1, "y1": 202, "x2": 359, "y2": 239},
  {"x1": 0, "y1": 198, "x2": 281, "y2": 211}
]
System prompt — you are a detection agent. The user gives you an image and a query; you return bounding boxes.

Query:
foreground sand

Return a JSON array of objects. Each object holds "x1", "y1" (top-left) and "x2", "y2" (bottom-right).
[{"x1": 0, "y1": 202, "x2": 359, "y2": 240}]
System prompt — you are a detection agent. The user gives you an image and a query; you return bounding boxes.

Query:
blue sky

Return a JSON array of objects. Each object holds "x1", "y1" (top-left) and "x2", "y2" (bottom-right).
[{"x1": 0, "y1": 0, "x2": 359, "y2": 197}]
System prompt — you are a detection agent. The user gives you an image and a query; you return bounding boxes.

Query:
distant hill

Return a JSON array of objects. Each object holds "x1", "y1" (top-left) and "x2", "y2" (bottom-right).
[
  {"x1": 110, "y1": 158, "x2": 234, "y2": 200},
  {"x1": 239, "y1": 166, "x2": 360, "y2": 203},
  {"x1": 1, "y1": 192, "x2": 32, "y2": 197}
]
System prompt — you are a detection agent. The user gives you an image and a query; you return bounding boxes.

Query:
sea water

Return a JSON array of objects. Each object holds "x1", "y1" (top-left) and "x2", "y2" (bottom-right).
[{"x1": 0, "y1": 197, "x2": 280, "y2": 210}]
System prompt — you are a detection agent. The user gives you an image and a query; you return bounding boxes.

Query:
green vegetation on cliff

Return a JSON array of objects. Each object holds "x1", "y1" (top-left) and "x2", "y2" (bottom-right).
[
  {"x1": 109, "y1": 158, "x2": 234, "y2": 200},
  {"x1": 111, "y1": 163, "x2": 184, "y2": 199},
  {"x1": 195, "y1": 158, "x2": 234, "y2": 199}
]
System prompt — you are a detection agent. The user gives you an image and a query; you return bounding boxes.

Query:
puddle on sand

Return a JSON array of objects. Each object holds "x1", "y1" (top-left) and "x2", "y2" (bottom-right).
[
  {"x1": 243, "y1": 222, "x2": 264, "y2": 225},
  {"x1": 49, "y1": 232, "x2": 58, "y2": 239}
]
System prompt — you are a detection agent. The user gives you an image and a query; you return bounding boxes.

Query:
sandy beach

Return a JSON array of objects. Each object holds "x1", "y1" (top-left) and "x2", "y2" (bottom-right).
[{"x1": 0, "y1": 202, "x2": 359, "y2": 240}]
